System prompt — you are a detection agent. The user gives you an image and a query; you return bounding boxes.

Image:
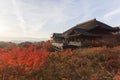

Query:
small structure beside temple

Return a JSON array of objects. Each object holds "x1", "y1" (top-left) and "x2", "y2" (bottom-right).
[{"x1": 51, "y1": 19, "x2": 120, "y2": 50}]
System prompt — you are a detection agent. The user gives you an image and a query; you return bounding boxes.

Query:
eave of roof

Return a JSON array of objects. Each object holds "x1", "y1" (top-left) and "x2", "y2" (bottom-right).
[
  {"x1": 53, "y1": 33, "x2": 64, "y2": 38},
  {"x1": 65, "y1": 28, "x2": 100, "y2": 38}
]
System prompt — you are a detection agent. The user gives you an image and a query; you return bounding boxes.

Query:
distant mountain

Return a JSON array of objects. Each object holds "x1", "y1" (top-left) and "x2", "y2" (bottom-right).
[{"x1": 0, "y1": 37, "x2": 49, "y2": 43}]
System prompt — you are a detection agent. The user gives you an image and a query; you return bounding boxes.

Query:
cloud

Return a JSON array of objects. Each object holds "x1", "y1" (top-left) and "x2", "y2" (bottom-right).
[
  {"x1": 12, "y1": 0, "x2": 26, "y2": 34},
  {"x1": 2, "y1": 0, "x2": 120, "y2": 40},
  {"x1": 103, "y1": 8, "x2": 120, "y2": 21},
  {"x1": 16, "y1": 0, "x2": 82, "y2": 33},
  {"x1": 0, "y1": 0, "x2": 94, "y2": 39}
]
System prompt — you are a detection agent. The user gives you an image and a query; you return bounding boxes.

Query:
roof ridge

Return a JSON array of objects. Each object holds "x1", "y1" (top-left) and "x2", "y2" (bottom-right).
[{"x1": 76, "y1": 18, "x2": 96, "y2": 26}]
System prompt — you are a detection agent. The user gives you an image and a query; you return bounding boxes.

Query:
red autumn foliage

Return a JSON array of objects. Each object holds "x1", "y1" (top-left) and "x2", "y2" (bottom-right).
[
  {"x1": 0, "y1": 43, "x2": 48, "y2": 75},
  {"x1": 0, "y1": 41, "x2": 120, "y2": 80}
]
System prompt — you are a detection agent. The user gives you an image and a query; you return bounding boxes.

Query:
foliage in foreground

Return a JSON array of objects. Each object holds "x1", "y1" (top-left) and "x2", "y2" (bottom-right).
[
  {"x1": 40, "y1": 47, "x2": 120, "y2": 80},
  {"x1": 0, "y1": 41, "x2": 120, "y2": 80}
]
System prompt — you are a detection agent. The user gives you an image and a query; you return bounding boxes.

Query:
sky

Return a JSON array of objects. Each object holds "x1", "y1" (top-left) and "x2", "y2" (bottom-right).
[{"x1": 0, "y1": 0, "x2": 120, "y2": 41}]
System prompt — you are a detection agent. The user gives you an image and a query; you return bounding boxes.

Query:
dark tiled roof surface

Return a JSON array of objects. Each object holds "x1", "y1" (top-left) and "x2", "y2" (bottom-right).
[
  {"x1": 63, "y1": 19, "x2": 119, "y2": 36},
  {"x1": 53, "y1": 19, "x2": 120, "y2": 38}
]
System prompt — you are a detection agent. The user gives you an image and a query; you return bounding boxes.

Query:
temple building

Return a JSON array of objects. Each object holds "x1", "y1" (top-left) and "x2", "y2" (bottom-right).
[{"x1": 51, "y1": 19, "x2": 120, "y2": 49}]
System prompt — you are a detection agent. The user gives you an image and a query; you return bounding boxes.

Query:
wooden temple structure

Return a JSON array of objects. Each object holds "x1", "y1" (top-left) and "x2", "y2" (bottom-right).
[{"x1": 51, "y1": 19, "x2": 120, "y2": 49}]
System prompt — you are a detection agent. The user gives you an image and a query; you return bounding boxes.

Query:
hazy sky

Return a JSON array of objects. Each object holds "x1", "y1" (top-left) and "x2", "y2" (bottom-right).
[{"x1": 0, "y1": 0, "x2": 120, "y2": 40}]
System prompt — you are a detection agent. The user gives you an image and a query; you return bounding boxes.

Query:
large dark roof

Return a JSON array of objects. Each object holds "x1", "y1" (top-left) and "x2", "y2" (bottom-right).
[
  {"x1": 53, "y1": 19, "x2": 120, "y2": 38},
  {"x1": 63, "y1": 19, "x2": 119, "y2": 36},
  {"x1": 75, "y1": 19, "x2": 115, "y2": 30}
]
